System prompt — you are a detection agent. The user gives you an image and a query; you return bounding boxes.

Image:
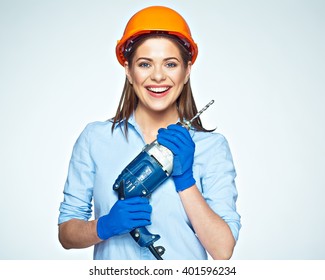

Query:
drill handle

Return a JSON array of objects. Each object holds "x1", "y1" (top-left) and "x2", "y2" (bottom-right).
[
  {"x1": 114, "y1": 179, "x2": 126, "y2": 200},
  {"x1": 130, "y1": 227, "x2": 165, "y2": 259}
]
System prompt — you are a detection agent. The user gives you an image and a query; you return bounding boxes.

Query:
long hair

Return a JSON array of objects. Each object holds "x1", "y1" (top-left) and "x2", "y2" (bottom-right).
[{"x1": 111, "y1": 34, "x2": 214, "y2": 138}]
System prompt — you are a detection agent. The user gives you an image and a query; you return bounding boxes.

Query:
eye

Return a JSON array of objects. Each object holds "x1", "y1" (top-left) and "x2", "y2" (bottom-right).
[
  {"x1": 166, "y1": 62, "x2": 177, "y2": 68},
  {"x1": 138, "y1": 62, "x2": 151, "y2": 68}
]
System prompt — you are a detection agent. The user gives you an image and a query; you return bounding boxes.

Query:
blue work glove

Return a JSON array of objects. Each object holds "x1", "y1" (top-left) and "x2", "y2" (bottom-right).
[
  {"x1": 97, "y1": 197, "x2": 152, "y2": 240},
  {"x1": 157, "y1": 124, "x2": 196, "y2": 192}
]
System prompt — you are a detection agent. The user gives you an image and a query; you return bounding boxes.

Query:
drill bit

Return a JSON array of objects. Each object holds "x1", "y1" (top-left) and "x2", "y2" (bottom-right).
[
  {"x1": 179, "y1": 100, "x2": 215, "y2": 129},
  {"x1": 189, "y1": 100, "x2": 215, "y2": 124}
]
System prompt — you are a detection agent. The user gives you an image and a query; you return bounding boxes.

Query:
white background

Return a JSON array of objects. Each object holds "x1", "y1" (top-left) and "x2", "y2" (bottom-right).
[{"x1": 0, "y1": 0, "x2": 324, "y2": 260}]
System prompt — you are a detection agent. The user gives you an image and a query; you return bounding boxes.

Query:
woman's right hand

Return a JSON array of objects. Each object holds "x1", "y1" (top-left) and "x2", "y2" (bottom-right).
[{"x1": 96, "y1": 197, "x2": 152, "y2": 240}]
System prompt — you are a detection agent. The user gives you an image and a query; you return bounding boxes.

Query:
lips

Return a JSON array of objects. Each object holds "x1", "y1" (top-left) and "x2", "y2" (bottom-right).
[
  {"x1": 146, "y1": 86, "x2": 171, "y2": 98},
  {"x1": 146, "y1": 86, "x2": 170, "y2": 93}
]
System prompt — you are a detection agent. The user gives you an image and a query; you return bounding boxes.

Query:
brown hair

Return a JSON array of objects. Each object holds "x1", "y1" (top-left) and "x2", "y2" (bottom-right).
[{"x1": 111, "y1": 34, "x2": 213, "y2": 137}]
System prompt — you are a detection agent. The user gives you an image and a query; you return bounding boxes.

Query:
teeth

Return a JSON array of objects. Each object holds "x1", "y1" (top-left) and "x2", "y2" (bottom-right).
[{"x1": 147, "y1": 87, "x2": 169, "y2": 93}]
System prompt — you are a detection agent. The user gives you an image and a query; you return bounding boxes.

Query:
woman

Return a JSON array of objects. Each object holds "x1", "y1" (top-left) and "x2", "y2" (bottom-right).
[{"x1": 58, "y1": 6, "x2": 241, "y2": 260}]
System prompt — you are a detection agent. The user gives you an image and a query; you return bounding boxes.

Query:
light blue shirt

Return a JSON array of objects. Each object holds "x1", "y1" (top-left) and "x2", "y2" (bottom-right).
[{"x1": 58, "y1": 115, "x2": 241, "y2": 259}]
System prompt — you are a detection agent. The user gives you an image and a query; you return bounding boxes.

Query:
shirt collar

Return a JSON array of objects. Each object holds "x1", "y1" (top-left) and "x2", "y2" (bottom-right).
[{"x1": 112, "y1": 113, "x2": 195, "y2": 132}]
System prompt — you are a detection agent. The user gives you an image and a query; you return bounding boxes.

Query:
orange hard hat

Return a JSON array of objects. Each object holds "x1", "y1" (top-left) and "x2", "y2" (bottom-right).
[{"x1": 116, "y1": 6, "x2": 198, "y2": 66}]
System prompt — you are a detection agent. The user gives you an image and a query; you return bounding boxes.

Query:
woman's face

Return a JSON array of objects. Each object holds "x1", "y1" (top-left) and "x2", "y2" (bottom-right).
[{"x1": 125, "y1": 37, "x2": 191, "y2": 115}]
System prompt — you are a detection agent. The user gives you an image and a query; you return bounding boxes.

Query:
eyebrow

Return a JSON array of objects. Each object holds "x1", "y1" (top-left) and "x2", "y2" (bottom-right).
[{"x1": 135, "y1": 57, "x2": 181, "y2": 62}]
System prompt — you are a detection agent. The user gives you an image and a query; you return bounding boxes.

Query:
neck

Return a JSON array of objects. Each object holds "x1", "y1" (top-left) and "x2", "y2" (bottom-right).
[{"x1": 135, "y1": 104, "x2": 179, "y2": 143}]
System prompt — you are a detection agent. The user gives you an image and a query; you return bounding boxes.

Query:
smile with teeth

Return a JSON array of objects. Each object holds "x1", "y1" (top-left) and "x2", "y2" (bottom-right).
[{"x1": 146, "y1": 86, "x2": 171, "y2": 93}]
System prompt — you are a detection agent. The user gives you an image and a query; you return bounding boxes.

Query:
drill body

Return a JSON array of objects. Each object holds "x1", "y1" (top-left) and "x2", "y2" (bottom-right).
[
  {"x1": 113, "y1": 140, "x2": 174, "y2": 258},
  {"x1": 113, "y1": 140, "x2": 173, "y2": 200}
]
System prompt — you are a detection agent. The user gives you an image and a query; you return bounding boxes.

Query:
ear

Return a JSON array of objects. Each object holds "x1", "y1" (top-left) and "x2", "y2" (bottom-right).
[
  {"x1": 184, "y1": 61, "x2": 192, "y2": 84},
  {"x1": 124, "y1": 61, "x2": 133, "y2": 84}
]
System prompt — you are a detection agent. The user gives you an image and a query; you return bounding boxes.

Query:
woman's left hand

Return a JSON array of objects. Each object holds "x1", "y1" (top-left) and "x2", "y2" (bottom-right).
[{"x1": 157, "y1": 124, "x2": 196, "y2": 192}]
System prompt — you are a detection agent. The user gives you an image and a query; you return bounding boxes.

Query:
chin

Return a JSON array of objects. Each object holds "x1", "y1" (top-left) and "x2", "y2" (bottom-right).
[{"x1": 147, "y1": 102, "x2": 174, "y2": 113}]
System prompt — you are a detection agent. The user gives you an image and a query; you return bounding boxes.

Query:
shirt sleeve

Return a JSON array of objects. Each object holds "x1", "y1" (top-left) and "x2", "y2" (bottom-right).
[
  {"x1": 58, "y1": 124, "x2": 95, "y2": 224},
  {"x1": 201, "y1": 135, "x2": 241, "y2": 241}
]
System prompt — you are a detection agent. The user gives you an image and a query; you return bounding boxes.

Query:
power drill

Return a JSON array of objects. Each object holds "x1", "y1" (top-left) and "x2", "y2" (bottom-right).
[{"x1": 113, "y1": 100, "x2": 214, "y2": 259}]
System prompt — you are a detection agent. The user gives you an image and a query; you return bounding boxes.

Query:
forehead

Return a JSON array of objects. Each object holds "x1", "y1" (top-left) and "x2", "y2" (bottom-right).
[{"x1": 134, "y1": 37, "x2": 182, "y2": 58}]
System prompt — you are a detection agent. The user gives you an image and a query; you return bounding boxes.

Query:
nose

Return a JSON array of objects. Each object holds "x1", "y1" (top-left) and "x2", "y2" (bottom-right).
[{"x1": 150, "y1": 66, "x2": 166, "y2": 82}]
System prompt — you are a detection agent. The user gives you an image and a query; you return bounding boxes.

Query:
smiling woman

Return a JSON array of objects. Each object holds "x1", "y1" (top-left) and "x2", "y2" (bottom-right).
[
  {"x1": 124, "y1": 37, "x2": 192, "y2": 138},
  {"x1": 58, "y1": 5, "x2": 241, "y2": 260}
]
